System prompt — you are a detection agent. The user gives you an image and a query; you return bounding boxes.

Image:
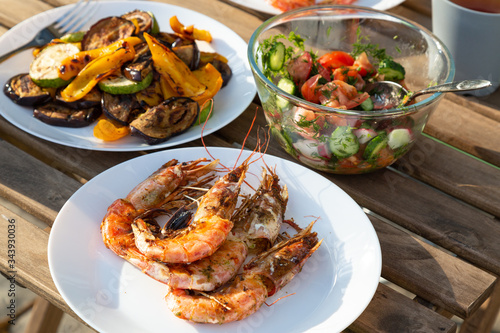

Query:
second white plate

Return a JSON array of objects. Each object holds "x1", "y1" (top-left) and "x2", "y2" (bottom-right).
[
  {"x1": 228, "y1": 0, "x2": 406, "y2": 15},
  {"x1": 48, "y1": 147, "x2": 381, "y2": 333}
]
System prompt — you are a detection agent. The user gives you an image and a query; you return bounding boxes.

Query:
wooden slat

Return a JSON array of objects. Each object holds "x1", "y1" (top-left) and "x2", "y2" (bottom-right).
[
  {"x1": 393, "y1": 135, "x2": 500, "y2": 218},
  {"x1": 0, "y1": 0, "x2": 53, "y2": 29},
  {"x1": 24, "y1": 297, "x2": 63, "y2": 333},
  {"x1": 345, "y1": 283, "x2": 457, "y2": 333},
  {"x1": 425, "y1": 98, "x2": 500, "y2": 167},
  {"x1": 0, "y1": 140, "x2": 81, "y2": 226},
  {"x1": 0, "y1": 206, "x2": 79, "y2": 321},
  {"x1": 460, "y1": 279, "x2": 500, "y2": 333},
  {"x1": 371, "y1": 215, "x2": 496, "y2": 318}
]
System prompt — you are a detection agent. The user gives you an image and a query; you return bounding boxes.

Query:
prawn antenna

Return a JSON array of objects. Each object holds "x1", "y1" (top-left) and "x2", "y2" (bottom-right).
[
  {"x1": 198, "y1": 291, "x2": 232, "y2": 311},
  {"x1": 265, "y1": 293, "x2": 296, "y2": 306}
]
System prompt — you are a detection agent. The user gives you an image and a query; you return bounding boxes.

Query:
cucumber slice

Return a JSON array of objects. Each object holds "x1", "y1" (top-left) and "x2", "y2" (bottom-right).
[
  {"x1": 98, "y1": 71, "x2": 153, "y2": 95},
  {"x1": 268, "y1": 42, "x2": 286, "y2": 71},
  {"x1": 359, "y1": 97, "x2": 374, "y2": 111},
  {"x1": 387, "y1": 128, "x2": 412, "y2": 150},
  {"x1": 276, "y1": 77, "x2": 296, "y2": 109},
  {"x1": 363, "y1": 133, "x2": 388, "y2": 160},
  {"x1": 378, "y1": 59, "x2": 405, "y2": 81},
  {"x1": 29, "y1": 43, "x2": 80, "y2": 88},
  {"x1": 329, "y1": 126, "x2": 360, "y2": 158}
]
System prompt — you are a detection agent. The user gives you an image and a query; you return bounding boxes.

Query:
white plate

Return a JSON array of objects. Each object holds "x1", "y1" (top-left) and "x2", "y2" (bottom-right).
[
  {"x1": 229, "y1": 0, "x2": 405, "y2": 15},
  {"x1": 48, "y1": 147, "x2": 381, "y2": 333},
  {"x1": 0, "y1": 1, "x2": 256, "y2": 151}
]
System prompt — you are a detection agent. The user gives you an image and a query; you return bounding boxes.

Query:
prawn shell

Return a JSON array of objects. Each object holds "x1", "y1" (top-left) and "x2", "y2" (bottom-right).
[
  {"x1": 244, "y1": 222, "x2": 321, "y2": 296},
  {"x1": 166, "y1": 274, "x2": 268, "y2": 324}
]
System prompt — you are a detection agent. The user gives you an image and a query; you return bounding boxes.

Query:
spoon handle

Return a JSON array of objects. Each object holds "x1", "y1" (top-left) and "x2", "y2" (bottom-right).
[{"x1": 412, "y1": 79, "x2": 492, "y2": 99}]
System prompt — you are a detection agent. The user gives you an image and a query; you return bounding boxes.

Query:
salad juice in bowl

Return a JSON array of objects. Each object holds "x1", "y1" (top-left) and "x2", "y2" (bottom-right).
[{"x1": 248, "y1": 6, "x2": 454, "y2": 174}]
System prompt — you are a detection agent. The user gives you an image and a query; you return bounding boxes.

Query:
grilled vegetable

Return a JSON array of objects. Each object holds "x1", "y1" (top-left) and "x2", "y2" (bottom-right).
[
  {"x1": 130, "y1": 96, "x2": 198, "y2": 145},
  {"x1": 81, "y1": 17, "x2": 136, "y2": 50},
  {"x1": 58, "y1": 36, "x2": 142, "y2": 81},
  {"x1": 169, "y1": 16, "x2": 212, "y2": 42},
  {"x1": 60, "y1": 41, "x2": 136, "y2": 102},
  {"x1": 60, "y1": 31, "x2": 85, "y2": 43},
  {"x1": 93, "y1": 118, "x2": 131, "y2": 141},
  {"x1": 144, "y1": 33, "x2": 206, "y2": 98},
  {"x1": 33, "y1": 102, "x2": 101, "y2": 127},
  {"x1": 4, "y1": 73, "x2": 51, "y2": 106},
  {"x1": 155, "y1": 32, "x2": 182, "y2": 48},
  {"x1": 98, "y1": 71, "x2": 153, "y2": 95},
  {"x1": 122, "y1": 10, "x2": 155, "y2": 35},
  {"x1": 29, "y1": 43, "x2": 80, "y2": 88},
  {"x1": 101, "y1": 92, "x2": 143, "y2": 125},
  {"x1": 123, "y1": 43, "x2": 153, "y2": 82},
  {"x1": 136, "y1": 74, "x2": 164, "y2": 107},
  {"x1": 55, "y1": 87, "x2": 101, "y2": 109},
  {"x1": 172, "y1": 42, "x2": 200, "y2": 71},
  {"x1": 191, "y1": 63, "x2": 223, "y2": 105}
]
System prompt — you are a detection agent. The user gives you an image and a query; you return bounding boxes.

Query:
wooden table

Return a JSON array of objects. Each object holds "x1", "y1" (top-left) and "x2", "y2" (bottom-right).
[{"x1": 1, "y1": 0, "x2": 499, "y2": 332}]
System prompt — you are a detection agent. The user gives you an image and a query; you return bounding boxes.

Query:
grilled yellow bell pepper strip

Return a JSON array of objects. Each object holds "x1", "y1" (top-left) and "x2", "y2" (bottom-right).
[
  {"x1": 136, "y1": 78, "x2": 164, "y2": 107},
  {"x1": 93, "y1": 117, "x2": 130, "y2": 141},
  {"x1": 159, "y1": 76, "x2": 180, "y2": 100},
  {"x1": 144, "y1": 32, "x2": 207, "y2": 98},
  {"x1": 60, "y1": 41, "x2": 136, "y2": 102},
  {"x1": 191, "y1": 63, "x2": 222, "y2": 105},
  {"x1": 58, "y1": 36, "x2": 142, "y2": 81},
  {"x1": 169, "y1": 16, "x2": 212, "y2": 42},
  {"x1": 199, "y1": 51, "x2": 228, "y2": 64}
]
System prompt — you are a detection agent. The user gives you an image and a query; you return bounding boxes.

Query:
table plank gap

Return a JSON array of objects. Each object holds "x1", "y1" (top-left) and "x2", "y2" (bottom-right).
[
  {"x1": 371, "y1": 215, "x2": 496, "y2": 318},
  {"x1": 345, "y1": 283, "x2": 457, "y2": 333},
  {"x1": 0, "y1": 140, "x2": 81, "y2": 226}
]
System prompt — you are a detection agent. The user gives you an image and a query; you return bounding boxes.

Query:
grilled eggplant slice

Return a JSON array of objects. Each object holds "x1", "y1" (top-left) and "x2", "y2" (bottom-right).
[
  {"x1": 156, "y1": 32, "x2": 183, "y2": 49},
  {"x1": 121, "y1": 10, "x2": 154, "y2": 35},
  {"x1": 102, "y1": 92, "x2": 143, "y2": 125},
  {"x1": 34, "y1": 102, "x2": 101, "y2": 127},
  {"x1": 81, "y1": 17, "x2": 135, "y2": 50},
  {"x1": 55, "y1": 87, "x2": 101, "y2": 109},
  {"x1": 173, "y1": 43, "x2": 200, "y2": 71},
  {"x1": 211, "y1": 59, "x2": 232, "y2": 87},
  {"x1": 4, "y1": 74, "x2": 51, "y2": 106},
  {"x1": 130, "y1": 97, "x2": 199, "y2": 145},
  {"x1": 123, "y1": 43, "x2": 153, "y2": 82}
]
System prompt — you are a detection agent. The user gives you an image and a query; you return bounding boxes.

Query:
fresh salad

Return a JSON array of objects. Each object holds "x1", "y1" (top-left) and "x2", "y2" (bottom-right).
[
  {"x1": 3, "y1": 10, "x2": 231, "y2": 145},
  {"x1": 258, "y1": 30, "x2": 416, "y2": 173}
]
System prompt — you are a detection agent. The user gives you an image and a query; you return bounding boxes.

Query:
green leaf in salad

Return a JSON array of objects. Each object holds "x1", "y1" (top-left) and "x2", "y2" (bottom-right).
[{"x1": 351, "y1": 27, "x2": 393, "y2": 65}]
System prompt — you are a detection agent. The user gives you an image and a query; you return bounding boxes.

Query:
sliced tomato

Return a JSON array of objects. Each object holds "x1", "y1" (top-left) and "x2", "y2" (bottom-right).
[
  {"x1": 319, "y1": 80, "x2": 370, "y2": 110},
  {"x1": 318, "y1": 51, "x2": 354, "y2": 71},
  {"x1": 287, "y1": 52, "x2": 313, "y2": 86},
  {"x1": 352, "y1": 52, "x2": 376, "y2": 77},
  {"x1": 316, "y1": 63, "x2": 331, "y2": 82},
  {"x1": 301, "y1": 74, "x2": 323, "y2": 104},
  {"x1": 333, "y1": 66, "x2": 365, "y2": 91}
]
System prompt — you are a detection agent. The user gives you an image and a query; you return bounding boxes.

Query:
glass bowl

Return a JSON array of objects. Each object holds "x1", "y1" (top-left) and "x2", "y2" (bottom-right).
[{"x1": 248, "y1": 6, "x2": 454, "y2": 174}]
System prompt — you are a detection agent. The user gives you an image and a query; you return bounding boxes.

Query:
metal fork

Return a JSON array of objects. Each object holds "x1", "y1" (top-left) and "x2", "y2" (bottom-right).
[{"x1": 0, "y1": 0, "x2": 97, "y2": 63}]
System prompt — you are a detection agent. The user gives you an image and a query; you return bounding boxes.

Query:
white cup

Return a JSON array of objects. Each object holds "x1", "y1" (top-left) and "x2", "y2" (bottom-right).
[{"x1": 432, "y1": 0, "x2": 500, "y2": 96}]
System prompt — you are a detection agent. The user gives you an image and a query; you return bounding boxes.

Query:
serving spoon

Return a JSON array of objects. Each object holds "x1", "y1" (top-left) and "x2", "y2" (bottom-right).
[{"x1": 367, "y1": 79, "x2": 492, "y2": 110}]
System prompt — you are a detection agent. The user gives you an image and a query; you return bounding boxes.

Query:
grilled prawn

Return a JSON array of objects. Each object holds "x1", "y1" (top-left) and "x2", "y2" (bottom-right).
[
  {"x1": 165, "y1": 221, "x2": 322, "y2": 324},
  {"x1": 230, "y1": 166, "x2": 288, "y2": 253},
  {"x1": 131, "y1": 158, "x2": 249, "y2": 264}
]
